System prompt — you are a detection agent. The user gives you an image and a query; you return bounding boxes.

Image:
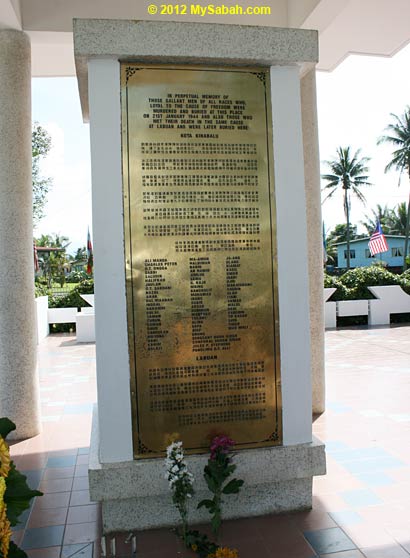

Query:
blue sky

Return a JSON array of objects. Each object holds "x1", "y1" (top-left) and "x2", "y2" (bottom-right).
[{"x1": 32, "y1": 43, "x2": 410, "y2": 251}]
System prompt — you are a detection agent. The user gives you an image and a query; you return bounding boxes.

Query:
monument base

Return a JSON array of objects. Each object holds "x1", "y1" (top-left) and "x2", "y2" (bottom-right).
[{"x1": 89, "y1": 407, "x2": 326, "y2": 533}]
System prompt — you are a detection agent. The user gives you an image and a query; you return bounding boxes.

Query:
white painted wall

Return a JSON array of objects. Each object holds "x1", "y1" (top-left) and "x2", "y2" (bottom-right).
[
  {"x1": 270, "y1": 66, "x2": 312, "y2": 446},
  {"x1": 88, "y1": 58, "x2": 133, "y2": 463}
]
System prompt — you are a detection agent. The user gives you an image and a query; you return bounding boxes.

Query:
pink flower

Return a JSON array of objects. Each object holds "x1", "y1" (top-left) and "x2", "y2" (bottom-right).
[{"x1": 210, "y1": 435, "x2": 235, "y2": 460}]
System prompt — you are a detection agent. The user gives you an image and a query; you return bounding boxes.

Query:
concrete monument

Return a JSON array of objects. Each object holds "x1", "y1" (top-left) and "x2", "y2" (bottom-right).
[{"x1": 74, "y1": 18, "x2": 325, "y2": 533}]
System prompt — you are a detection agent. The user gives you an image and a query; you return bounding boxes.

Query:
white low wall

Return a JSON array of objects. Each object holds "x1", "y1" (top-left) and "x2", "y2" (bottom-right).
[
  {"x1": 39, "y1": 286, "x2": 410, "y2": 338},
  {"x1": 338, "y1": 300, "x2": 368, "y2": 317},
  {"x1": 35, "y1": 303, "x2": 96, "y2": 343},
  {"x1": 368, "y1": 285, "x2": 410, "y2": 325},
  {"x1": 35, "y1": 296, "x2": 49, "y2": 343},
  {"x1": 324, "y1": 288, "x2": 336, "y2": 329},
  {"x1": 48, "y1": 307, "x2": 78, "y2": 324},
  {"x1": 325, "y1": 285, "x2": 410, "y2": 328},
  {"x1": 76, "y1": 311, "x2": 95, "y2": 343}
]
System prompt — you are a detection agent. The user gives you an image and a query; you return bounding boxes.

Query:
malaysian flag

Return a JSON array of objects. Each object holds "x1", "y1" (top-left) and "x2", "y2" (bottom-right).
[
  {"x1": 368, "y1": 221, "x2": 389, "y2": 256},
  {"x1": 323, "y1": 222, "x2": 328, "y2": 265},
  {"x1": 33, "y1": 240, "x2": 39, "y2": 273},
  {"x1": 86, "y1": 228, "x2": 93, "y2": 275}
]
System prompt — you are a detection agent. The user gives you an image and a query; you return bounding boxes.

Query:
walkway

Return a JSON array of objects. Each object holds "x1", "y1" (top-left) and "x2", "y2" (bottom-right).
[{"x1": 8, "y1": 325, "x2": 410, "y2": 557}]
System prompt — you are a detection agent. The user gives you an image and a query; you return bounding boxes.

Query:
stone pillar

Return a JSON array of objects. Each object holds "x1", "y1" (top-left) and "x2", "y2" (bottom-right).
[
  {"x1": 300, "y1": 67, "x2": 325, "y2": 415},
  {"x1": 0, "y1": 30, "x2": 41, "y2": 438}
]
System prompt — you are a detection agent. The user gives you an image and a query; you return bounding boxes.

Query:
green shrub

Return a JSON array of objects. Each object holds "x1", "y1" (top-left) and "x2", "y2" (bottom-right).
[
  {"x1": 34, "y1": 283, "x2": 49, "y2": 298},
  {"x1": 338, "y1": 266, "x2": 401, "y2": 300},
  {"x1": 324, "y1": 265, "x2": 410, "y2": 303},
  {"x1": 401, "y1": 269, "x2": 410, "y2": 280},
  {"x1": 49, "y1": 278, "x2": 94, "y2": 309},
  {"x1": 48, "y1": 279, "x2": 94, "y2": 333},
  {"x1": 76, "y1": 278, "x2": 94, "y2": 294},
  {"x1": 66, "y1": 270, "x2": 88, "y2": 283},
  {"x1": 324, "y1": 273, "x2": 350, "y2": 300},
  {"x1": 399, "y1": 269, "x2": 410, "y2": 295}
]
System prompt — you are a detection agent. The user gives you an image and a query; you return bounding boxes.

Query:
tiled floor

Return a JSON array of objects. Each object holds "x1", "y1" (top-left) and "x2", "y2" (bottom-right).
[{"x1": 8, "y1": 325, "x2": 410, "y2": 557}]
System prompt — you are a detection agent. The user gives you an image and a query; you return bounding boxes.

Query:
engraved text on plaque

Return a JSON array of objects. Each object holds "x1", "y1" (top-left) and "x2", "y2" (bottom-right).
[{"x1": 121, "y1": 65, "x2": 281, "y2": 457}]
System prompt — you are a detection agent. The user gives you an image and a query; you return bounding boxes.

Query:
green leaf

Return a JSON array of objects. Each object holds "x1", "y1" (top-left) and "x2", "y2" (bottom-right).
[
  {"x1": 7, "y1": 541, "x2": 28, "y2": 558},
  {"x1": 4, "y1": 463, "x2": 42, "y2": 526},
  {"x1": 197, "y1": 498, "x2": 215, "y2": 512},
  {"x1": 0, "y1": 418, "x2": 16, "y2": 439},
  {"x1": 203, "y1": 471, "x2": 218, "y2": 493},
  {"x1": 222, "y1": 479, "x2": 244, "y2": 495}
]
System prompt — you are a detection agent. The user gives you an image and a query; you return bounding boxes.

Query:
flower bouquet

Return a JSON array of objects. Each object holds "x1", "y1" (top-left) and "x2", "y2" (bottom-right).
[
  {"x1": 0, "y1": 418, "x2": 42, "y2": 558},
  {"x1": 165, "y1": 435, "x2": 244, "y2": 558}
]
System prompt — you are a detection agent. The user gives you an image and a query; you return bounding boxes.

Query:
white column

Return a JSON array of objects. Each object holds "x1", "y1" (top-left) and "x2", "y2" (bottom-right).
[
  {"x1": 0, "y1": 30, "x2": 40, "y2": 438},
  {"x1": 88, "y1": 59, "x2": 133, "y2": 463},
  {"x1": 300, "y1": 67, "x2": 325, "y2": 415},
  {"x1": 270, "y1": 66, "x2": 312, "y2": 445}
]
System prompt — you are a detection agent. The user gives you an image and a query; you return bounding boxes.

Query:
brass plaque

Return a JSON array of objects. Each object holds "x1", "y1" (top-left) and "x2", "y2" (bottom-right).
[{"x1": 121, "y1": 64, "x2": 282, "y2": 458}]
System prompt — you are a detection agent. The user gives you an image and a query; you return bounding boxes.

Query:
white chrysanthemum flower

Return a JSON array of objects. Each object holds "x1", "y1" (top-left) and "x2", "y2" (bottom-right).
[{"x1": 165, "y1": 440, "x2": 194, "y2": 505}]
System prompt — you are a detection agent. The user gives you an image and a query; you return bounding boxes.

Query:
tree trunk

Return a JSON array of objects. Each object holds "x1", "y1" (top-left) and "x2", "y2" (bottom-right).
[{"x1": 344, "y1": 188, "x2": 351, "y2": 269}]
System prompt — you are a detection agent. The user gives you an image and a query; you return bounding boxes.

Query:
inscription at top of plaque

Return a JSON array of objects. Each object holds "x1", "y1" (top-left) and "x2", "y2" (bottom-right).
[{"x1": 122, "y1": 66, "x2": 281, "y2": 457}]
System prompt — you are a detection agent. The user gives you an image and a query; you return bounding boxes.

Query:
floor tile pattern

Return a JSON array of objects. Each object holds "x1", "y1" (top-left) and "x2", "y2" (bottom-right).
[{"x1": 9, "y1": 325, "x2": 410, "y2": 557}]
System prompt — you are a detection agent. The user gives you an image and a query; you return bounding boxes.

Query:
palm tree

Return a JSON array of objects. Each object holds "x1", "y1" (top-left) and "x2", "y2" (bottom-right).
[
  {"x1": 361, "y1": 204, "x2": 393, "y2": 235},
  {"x1": 325, "y1": 223, "x2": 360, "y2": 267},
  {"x1": 322, "y1": 147, "x2": 372, "y2": 269},
  {"x1": 73, "y1": 247, "x2": 87, "y2": 261},
  {"x1": 34, "y1": 233, "x2": 70, "y2": 287},
  {"x1": 378, "y1": 107, "x2": 410, "y2": 269},
  {"x1": 387, "y1": 202, "x2": 408, "y2": 236},
  {"x1": 36, "y1": 233, "x2": 70, "y2": 249}
]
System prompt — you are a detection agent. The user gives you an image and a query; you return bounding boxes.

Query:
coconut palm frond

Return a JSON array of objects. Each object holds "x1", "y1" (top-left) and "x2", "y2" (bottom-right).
[
  {"x1": 351, "y1": 185, "x2": 366, "y2": 204},
  {"x1": 322, "y1": 146, "x2": 372, "y2": 269},
  {"x1": 379, "y1": 107, "x2": 410, "y2": 269},
  {"x1": 321, "y1": 186, "x2": 338, "y2": 203}
]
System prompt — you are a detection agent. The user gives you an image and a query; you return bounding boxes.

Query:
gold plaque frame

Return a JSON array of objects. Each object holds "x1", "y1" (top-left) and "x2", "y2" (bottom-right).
[{"x1": 121, "y1": 64, "x2": 282, "y2": 458}]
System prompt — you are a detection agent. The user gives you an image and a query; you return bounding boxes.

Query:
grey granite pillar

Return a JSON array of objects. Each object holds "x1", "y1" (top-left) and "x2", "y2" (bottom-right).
[
  {"x1": 0, "y1": 30, "x2": 41, "y2": 438},
  {"x1": 300, "y1": 67, "x2": 325, "y2": 415}
]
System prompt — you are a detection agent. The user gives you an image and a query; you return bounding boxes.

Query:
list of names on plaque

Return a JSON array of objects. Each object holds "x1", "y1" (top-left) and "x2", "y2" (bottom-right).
[{"x1": 122, "y1": 66, "x2": 281, "y2": 457}]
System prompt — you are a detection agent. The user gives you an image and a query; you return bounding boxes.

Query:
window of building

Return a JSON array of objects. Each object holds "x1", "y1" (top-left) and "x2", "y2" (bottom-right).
[
  {"x1": 365, "y1": 249, "x2": 374, "y2": 258},
  {"x1": 392, "y1": 247, "x2": 403, "y2": 257},
  {"x1": 344, "y1": 249, "x2": 356, "y2": 259}
]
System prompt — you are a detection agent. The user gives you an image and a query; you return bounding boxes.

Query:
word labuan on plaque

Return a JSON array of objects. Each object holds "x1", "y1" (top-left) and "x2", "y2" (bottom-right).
[{"x1": 121, "y1": 64, "x2": 282, "y2": 458}]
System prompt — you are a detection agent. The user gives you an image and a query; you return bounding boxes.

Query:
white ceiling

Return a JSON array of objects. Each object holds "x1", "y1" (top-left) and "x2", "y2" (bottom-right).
[{"x1": 1, "y1": 0, "x2": 409, "y2": 75}]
